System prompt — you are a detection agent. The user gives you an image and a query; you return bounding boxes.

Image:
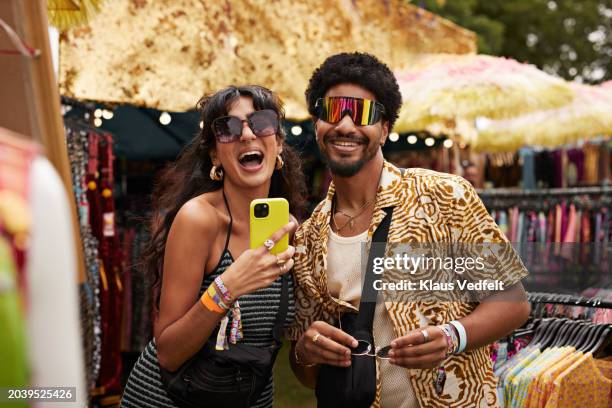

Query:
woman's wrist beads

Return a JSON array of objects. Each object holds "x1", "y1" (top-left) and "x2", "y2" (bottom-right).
[
  {"x1": 199, "y1": 276, "x2": 244, "y2": 350},
  {"x1": 200, "y1": 281, "x2": 230, "y2": 313}
]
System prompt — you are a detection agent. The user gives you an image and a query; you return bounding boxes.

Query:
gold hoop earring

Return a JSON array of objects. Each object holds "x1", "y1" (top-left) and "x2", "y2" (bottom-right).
[
  {"x1": 275, "y1": 155, "x2": 284, "y2": 170},
  {"x1": 210, "y1": 165, "x2": 223, "y2": 181}
]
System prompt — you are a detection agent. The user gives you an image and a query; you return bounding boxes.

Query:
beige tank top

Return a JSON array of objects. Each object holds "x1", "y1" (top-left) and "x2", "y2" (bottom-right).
[{"x1": 327, "y1": 228, "x2": 419, "y2": 408}]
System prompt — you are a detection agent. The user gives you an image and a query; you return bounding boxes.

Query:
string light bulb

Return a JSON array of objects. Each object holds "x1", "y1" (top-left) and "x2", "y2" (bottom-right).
[
  {"x1": 443, "y1": 139, "x2": 453, "y2": 149},
  {"x1": 94, "y1": 109, "x2": 102, "y2": 118},
  {"x1": 291, "y1": 125, "x2": 303, "y2": 136},
  {"x1": 425, "y1": 137, "x2": 435, "y2": 147},
  {"x1": 159, "y1": 112, "x2": 172, "y2": 125},
  {"x1": 102, "y1": 109, "x2": 114, "y2": 120},
  {"x1": 407, "y1": 135, "x2": 418, "y2": 144},
  {"x1": 389, "y1": 132, "x2": 399, "y2": 142},
  {"x1": 94, "y1": 118, "x2": 102, "y2": 127}
]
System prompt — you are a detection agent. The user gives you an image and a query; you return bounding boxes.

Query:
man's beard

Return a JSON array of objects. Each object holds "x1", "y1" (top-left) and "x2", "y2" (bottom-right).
[{"x1": 322, "y1": 133, "x2": 378, "y2": 177}]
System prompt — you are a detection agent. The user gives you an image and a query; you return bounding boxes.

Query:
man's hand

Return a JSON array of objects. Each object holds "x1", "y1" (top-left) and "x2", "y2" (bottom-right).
[
  {"x1": 295, "y1": 321, "x2": 358, "y2": 367},
  {"x1": 389, "y1": 326, "x2": 447, "y2": 369}
]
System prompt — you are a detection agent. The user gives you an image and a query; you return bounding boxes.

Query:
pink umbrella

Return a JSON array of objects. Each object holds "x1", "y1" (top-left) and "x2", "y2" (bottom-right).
[{"x1": 394, "y1": 54, "x2": 575, "y2": 135}]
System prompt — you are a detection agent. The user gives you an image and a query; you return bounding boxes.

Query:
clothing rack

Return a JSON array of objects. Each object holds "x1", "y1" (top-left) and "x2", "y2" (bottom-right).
[
  {"x1": 527, "y1": 292, "x2": 612, "y2": 309},
  {"x1": 477, "y1": 186, "x2": 612, "y2": 197}
]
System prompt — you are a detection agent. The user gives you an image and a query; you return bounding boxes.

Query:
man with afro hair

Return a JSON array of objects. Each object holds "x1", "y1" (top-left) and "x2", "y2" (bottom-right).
[{"x1": 287, "y1": 52, "x2": 530, "y2": 408}]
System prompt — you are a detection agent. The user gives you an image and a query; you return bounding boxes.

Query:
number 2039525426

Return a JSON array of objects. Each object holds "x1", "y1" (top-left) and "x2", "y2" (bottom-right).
[{"x1": 1, "y1": 387, "x2": 76, "y2": 402}]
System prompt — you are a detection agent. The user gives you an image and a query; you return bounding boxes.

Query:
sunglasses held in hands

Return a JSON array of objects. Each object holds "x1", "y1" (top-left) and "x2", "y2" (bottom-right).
[{"x1": 212, "y1": 109, "x2": 279, "y2": 143}]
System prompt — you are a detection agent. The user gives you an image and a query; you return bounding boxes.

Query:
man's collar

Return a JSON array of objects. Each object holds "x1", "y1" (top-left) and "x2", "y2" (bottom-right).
[
  {"x1": 321, "y1": 160, "x2": 404, "y2": 218},
  {"x1": 312, "y1": 160, "x2": 405, "y2": 313}
]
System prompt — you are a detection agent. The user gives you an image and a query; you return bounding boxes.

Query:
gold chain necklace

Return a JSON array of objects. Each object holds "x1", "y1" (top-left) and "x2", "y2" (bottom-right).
[{"x1": 332, "y1": 196, "x2": 374, "y2": 232}]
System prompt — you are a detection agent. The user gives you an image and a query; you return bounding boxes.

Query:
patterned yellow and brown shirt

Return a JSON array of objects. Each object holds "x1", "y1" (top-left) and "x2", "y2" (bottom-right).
[{"x1": 287, "y1": 161, "x2": 529, "y2": 408}]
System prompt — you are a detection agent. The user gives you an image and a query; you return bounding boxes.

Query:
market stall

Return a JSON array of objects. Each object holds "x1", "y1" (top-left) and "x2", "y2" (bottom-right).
[{"x1": 51, "y1": 1, "x2": 481, "y2": 405}]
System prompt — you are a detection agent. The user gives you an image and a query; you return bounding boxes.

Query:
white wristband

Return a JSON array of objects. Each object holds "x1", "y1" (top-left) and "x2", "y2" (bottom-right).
[{"x1": 449, "y1": 320, "x2": 467, "y2": 353}]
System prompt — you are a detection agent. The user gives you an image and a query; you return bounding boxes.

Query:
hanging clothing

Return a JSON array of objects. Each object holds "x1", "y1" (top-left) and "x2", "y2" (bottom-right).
[
  {"x1": 66, "y1": 124, "x2": 103, "y2": 389},
  {"x1": 544, "y1": 353, "x2": 612, "y2": 408},
  {"x1": 0, "y1": 130, "x2": 37, "y2": 405},
  {"x1": 583, "y1": 143, "x2": 600, "y2": 184},
  {"x1": 598, "y1": 142, "x2": 611, "y2": 183},
  {"x1": 526, "y1": 350, "x2": 583, "y2": 408},
  {"x1": 508, "y1": 346, "x2": 574, "y2": 407},
  {"x1": 0, "y1": 239, "x2": 28, "y2": 406},
  {"x1": 28, "y1": 157, "x2": 86, "y2": 404},
  {"x1": 535, "y1": 151, "x2": 555, "y2": 188},
  {"x1": 566, "y1": 149, "x2": 585, "y2": 187},
  {"x1": 563, "y1": 204, "x2": 577, "y2": 243},
  {"x1": 0, "y1": 129, "x2": 86, "y2": 405},
  {"x1": 520, "y1": 147, "x2": 536, "y2": 190}
]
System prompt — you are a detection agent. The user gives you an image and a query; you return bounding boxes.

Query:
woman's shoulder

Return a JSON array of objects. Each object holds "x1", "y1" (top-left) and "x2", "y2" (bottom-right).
[{"x1": 172, "y1": 192, "x2": 223, "y2": 239}]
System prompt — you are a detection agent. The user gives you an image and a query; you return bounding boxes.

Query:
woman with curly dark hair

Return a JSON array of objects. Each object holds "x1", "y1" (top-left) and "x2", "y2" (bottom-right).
[{"x1": 121, "y1": 85, "x2": 307, "y2": 408}]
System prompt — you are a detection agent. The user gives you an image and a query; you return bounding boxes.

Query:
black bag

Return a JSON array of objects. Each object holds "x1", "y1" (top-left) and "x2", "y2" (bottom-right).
[
  {"x1": 159, "y1": 274, "x2": 289, "y2": 408},
  {"x1": 315, "y1": 206, "x2": 395, "y2": 408}
]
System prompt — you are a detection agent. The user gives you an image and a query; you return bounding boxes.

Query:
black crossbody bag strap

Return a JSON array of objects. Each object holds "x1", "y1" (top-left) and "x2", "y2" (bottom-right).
[
  {"x1": 272, "y1": 273, "x2": 289, "y2": 344},
  {"x1": 357, "y1": 167, "x2": 404, "y2": 329},
  {"x1": 355, "y1": 206, "x2": 394, "y2": 331}
]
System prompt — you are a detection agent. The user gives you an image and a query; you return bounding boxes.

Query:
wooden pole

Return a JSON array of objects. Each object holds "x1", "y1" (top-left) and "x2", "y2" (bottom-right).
[{"x1": 0, "y1": 0, "x2": 86, "y2": 283}]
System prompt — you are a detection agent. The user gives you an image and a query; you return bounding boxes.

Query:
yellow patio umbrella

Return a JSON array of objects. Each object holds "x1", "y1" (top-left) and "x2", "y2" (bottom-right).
[
  {"x1": 474, "y1": 83, "x2": 612, "y2": 152},
  {"x1": 394, "y1": 54, "x2": 575, "y2": 135},
  {"x1": 48, "y1": 0, "x2": 105, "y2": 31}
]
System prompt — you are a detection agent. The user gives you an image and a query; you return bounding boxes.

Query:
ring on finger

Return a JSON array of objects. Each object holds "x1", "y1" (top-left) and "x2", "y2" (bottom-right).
[
  {"x1": 312, "y1": 333, "x2": 321, "y2": 344},
  {"x1": 279, "y1": 263, "x2": 286, "y2": 274},
  {"x1": 421, "y1": 329, "x2": 430, "y2": 343},
  {"x1": 263, "y1": 239, "x2": 275, "y2": 251}
]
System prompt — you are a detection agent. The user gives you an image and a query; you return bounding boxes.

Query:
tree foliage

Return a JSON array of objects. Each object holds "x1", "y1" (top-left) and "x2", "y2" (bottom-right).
[{"x1": 419, "y1": 0, "x2": 611, "y2": 83}]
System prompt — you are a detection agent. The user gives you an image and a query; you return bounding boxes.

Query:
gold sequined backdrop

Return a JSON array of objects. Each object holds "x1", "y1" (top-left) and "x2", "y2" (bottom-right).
[{"x1": 58, "y1": 0, "x2": 476, "y2": 119}]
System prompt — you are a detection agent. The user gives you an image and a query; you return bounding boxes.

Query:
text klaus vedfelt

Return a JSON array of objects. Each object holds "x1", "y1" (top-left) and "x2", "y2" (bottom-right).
[{"x1": 372, "y1": 255, "x2": 505, "y2": 292}]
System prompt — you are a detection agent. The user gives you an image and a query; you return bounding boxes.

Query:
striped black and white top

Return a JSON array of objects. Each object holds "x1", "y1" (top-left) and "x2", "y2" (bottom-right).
[{"x1": 121, "y1": 250, "x2": 296, "y2": 408}]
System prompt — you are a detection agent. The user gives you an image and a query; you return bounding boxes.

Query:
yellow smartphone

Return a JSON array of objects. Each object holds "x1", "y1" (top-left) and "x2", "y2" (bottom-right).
[{"x1": 250, "y1": 198, "x2": 289, "y2": 255}]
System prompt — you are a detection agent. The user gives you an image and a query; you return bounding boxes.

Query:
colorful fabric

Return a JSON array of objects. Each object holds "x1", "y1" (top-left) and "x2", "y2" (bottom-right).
[
  {"x1": 529, "y1": 351, "x2": 583, "y2": 408},
  {"x1": 288, "y1": 161, "x2": 530, "y2": 408},
  {"x1": 0, "y1": 238, "x2": 29, "y2": 407},
  {"x1": 545, "y1": 353, "x2": 612, "y2": 408},
  {"x1": 509, "y1": 347, "x2": 573, "y2": 407},
  {"x1": 0, "y1": 131, "x2": 37, "y2": 408},
  {"x1": 502, "y1": 348, "x2": 541, "y2": 407}
]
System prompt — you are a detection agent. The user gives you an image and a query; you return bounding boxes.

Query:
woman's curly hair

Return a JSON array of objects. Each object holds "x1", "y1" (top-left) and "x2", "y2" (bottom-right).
[
  {"x1": 142, "y1": 85, "x2": 307, "y2": 308},
  {"x1": 305, "y1": 52, "x2": 402, "y2": 130}
]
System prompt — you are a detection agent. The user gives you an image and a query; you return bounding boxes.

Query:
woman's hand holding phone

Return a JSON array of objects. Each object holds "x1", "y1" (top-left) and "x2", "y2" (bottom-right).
[{"x1": 222, "y1": 221, "x2": 297, "y2": 300}]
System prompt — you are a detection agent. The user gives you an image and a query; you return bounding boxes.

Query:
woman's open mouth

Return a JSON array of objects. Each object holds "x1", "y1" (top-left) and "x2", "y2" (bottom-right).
[{"x1": 238, "y1": 150, "x2": 264, "y2": 171}]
